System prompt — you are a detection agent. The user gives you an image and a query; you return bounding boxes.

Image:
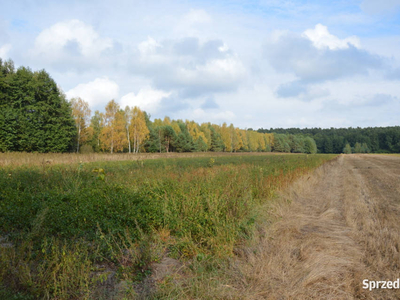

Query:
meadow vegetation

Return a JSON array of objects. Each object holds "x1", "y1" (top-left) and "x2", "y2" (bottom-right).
[{"x1": 0, "y1": 153, "x2": 336, "y2": 299}]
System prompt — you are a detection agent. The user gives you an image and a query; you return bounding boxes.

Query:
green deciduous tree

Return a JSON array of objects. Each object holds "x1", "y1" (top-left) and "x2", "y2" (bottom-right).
[{"x1": 343, "y1": 143, "x2": 352, "y2": 154}]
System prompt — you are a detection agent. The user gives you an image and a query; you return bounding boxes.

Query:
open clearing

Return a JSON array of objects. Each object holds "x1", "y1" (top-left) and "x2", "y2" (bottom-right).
[{"x1": 231, "y1": 154, "x2": 400, "y2": 299}]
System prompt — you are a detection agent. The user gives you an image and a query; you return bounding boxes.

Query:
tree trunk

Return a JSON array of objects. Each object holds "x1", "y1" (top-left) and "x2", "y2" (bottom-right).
[
  {"x1": 77, "y1": 124, "x2": 81, "y2": 153},
  {"x1": 159, "y1": 130, "x2": 162, "y2": 153},
  {"x1": 127, "y1": 126, "x2": 131, "y2": 153},
  {"x1": 111, "y1": 128, "x2": 114, "y2": 154}
]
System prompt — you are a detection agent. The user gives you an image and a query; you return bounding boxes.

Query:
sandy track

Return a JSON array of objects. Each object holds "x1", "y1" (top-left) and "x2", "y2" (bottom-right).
[{"x1": 233, "y1": 154, "x2": 400, "y2": 299}]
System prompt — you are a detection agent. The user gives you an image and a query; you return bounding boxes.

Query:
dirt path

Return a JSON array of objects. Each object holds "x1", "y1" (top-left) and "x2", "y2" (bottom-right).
[{"x1": 233, "y1": 154, "x2": 400, "y2": 299}]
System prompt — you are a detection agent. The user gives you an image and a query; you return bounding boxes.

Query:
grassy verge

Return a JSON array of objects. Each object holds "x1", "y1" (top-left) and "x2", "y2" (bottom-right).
[{"x1": 0, "y1": 154, "x2": 336, "y2": 299}]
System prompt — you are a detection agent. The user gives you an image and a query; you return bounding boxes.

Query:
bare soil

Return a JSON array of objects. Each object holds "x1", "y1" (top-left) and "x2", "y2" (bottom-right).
[{"x1": 232, "y1": 154, "x2": 400, "y2": 299}]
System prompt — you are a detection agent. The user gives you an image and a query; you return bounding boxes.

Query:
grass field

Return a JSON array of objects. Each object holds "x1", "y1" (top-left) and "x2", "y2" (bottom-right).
[{"x1": 0, "y1": 153, "x2": 336, "y2": 299}]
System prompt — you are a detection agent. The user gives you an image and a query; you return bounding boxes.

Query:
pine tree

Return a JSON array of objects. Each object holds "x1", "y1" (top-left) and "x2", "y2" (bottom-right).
[
  {"x1": 161, "y1": 125, "x2": 176, "y2": 152},
  {"x1": 209, "y1": 125, "x2": 224, "y2": 152},
  {"x1": 175, "y1": 122, "x2": 195, "y2": 152},
  {"x1": 0, "y1": 62, "x2": 76, "y2": 152}
]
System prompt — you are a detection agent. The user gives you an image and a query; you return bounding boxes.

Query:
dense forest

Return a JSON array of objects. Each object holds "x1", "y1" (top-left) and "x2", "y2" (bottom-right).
[
  {"x1": 258, "y1": 127, "x2": 400, "y2": 154},
  {"x1": 0, "y1": 59, "x2": 317, "y2": 154},
  {"x1": 0, "y1": 59, "x2": 76, "y2": 152},
  {"x1": 1, "y1": 58, "x2": 398, "y2": 155}
]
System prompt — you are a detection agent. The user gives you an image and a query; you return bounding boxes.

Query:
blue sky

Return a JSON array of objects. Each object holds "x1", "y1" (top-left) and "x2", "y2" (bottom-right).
[{"x1": 1, "y1": 0, "x2": 400, "y2": 129}]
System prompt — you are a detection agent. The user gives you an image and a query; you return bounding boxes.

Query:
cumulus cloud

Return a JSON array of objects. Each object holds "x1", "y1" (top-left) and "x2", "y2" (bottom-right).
[
  {"x1": 303, "y1": 24, "x2": 360, "y2": 50},
  {"x1": 138, "y1": 37, "x2": 162, "y2": 57},
  {"x1": 0, "y1": 43, "x2": 11, "y2": 59},
  {"x1": 33, "y1": 19, "x2": 113, "y2": 67},
  {"x1": 66, "y1": 77, "x2": 119, "y2": 108},
  {"x1": 266, "y1": 24, "x2": 384, "y2": 98},
  {"x1": 133, "y1": 36, "x2": 246, "y2": 97},
  {"x1": 120, "y1": 87, "x2": 171, "y2": 114}
]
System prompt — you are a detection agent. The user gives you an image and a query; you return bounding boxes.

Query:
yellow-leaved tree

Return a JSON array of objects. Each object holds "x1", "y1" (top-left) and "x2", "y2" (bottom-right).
[
  {"x1": 235, "y1": 127, "x2": 244, "y2": 152},
  {"x1": 70, "y1": 97, "x2": 91, "y2": 153},
  {"x1": 187, "y1": 120, "x2": 208, "y2": 145},
  {"x1": 100, "y1": 100, "x2": 125, "y2": 153},
  {"x1": 129, "y1": 106, "x2": 149, "y2": 153},
  {"x1": 247, "y1": 130, "x2": 258, "y2": 152},
  {"x1": 200, "y1": 123, "x2": 212, "y2": 150},
  {"x1": 113, "y1": 110, "x2": 128, "y2": 152},
  {"x1": 220, "y1": 122, "x2": 232, "y2": 152}
]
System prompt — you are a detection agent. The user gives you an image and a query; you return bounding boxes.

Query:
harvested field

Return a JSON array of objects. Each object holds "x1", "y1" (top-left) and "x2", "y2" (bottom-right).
[{"x1": 230, "y1": 154, "x2": 400, "y2": 299}]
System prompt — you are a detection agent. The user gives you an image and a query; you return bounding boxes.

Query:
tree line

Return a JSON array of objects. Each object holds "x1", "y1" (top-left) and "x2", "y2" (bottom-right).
[
  {"x1": 0, "y1": 59, "x2": 319, "y2": 154},
  {"x1": 258, "y1": 127, "x2": 400, "y2": 154},
  {"x1": 72, "y1": 96, "x2": 319, "y2": 154}
]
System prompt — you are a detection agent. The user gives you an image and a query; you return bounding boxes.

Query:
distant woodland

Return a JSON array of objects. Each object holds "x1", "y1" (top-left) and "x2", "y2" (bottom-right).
[
  {"x1": 258, "y1": 127, "x2": 400, "y2": 154},
  {"x1": 1, "y1": 59, "x2": 398, "y2": 154}
]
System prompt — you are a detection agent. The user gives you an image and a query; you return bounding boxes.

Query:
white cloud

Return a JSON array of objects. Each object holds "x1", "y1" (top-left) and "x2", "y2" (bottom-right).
[
  {"x1": 138, "y1": 36, "x2": 162, "y2": 56},
  {"x1": 2, "y1": 0, "x2": 398, "y2": 129},
  {"x1": 66, "y1": 77, "x2": 119, "y2": 108},
  {"x1": 174, "y1": 55, "x2": 246, "y2": 87},
  {"x1": 265, "y1": 25, "x2": 383, "y2": 86},
  {"x1": 218, "y1": 43, "x2": 229, "y2": 52},
  {"x1": 33, "y1": 19, "x2": 113, "y2": 60},
  {"x1": 182, "y1": 9, "x2": 212, "y2": 25},
  {"x1": 302, "y1": 24, "x2": 360, "y2": 50},
  {"x1": 191, "y1": 108, "x2": 235, "y2": 122},
  {"x1": 134, "y1": 36, "x2": 246, "y2": 96},
  {"x1": 175, "y1": 9, "x2": 213, "y2": 37},
  {"x1": 0, "y1": 43, "x2": 11, "y2": 59},
  {"x1": 120, "y1": 87, "x2": 171, "y2": 113}
]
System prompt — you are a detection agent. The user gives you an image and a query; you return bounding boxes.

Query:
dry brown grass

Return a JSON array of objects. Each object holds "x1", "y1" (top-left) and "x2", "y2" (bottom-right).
[
  {"x1": 225, "y1": 154, "x2": 400, "y2": 299},
  {"x1": 0, "y1": 151, "x2": 294, "y2": 168}
]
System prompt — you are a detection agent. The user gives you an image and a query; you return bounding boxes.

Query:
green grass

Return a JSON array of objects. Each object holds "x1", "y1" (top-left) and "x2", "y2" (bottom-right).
[{"x1": 0, "y1": 154, "x2": 337, "y2": 299}]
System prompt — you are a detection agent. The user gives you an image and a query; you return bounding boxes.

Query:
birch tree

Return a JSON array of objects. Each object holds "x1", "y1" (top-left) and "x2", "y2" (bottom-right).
[
  {"x1": 124, "y1": 106, "x2": 132, "y2": 153},
  {"x1": 100, "y1": 100, "x2": 120, "y2": 153},
  {"x1": 129, "y1": 106, "x2": 149, "y2": 153},
  {"x1": 70, "y1": 97, "x2": 91, "y2": 153}
]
